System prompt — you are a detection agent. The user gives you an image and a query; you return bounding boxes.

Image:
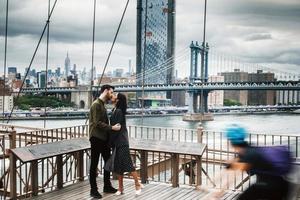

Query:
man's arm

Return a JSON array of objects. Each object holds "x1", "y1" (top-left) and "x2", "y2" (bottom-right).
[{"x1": 91, "y1": 103, "x2": 120, "y2": 131}]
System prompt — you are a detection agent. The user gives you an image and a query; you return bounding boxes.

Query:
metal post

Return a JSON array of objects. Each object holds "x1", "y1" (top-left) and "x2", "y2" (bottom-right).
[
  {"x1": 56, "y1": 155, "x2": 63, "y2": 189},
  {"x1": 77, "y1": 151, "x2": 84, "y2": 181},
  {"x1": 140, "y1": 150, "x2": 148, "y2": 184},
  {"x1": 197, "y1": 124, "x2": 203, "y2": 143},
  {"x1": 9, "y1": 130, "x2": 16, "y2": 199},
  {"x1": 31, "y1": 161, "x2": 38, "y2": 196},
  {"x1": 171, "y1": 153, "x2": 179, "y2": 187}
]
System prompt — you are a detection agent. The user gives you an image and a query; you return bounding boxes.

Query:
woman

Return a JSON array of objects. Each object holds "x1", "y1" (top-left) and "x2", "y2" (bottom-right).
[{"x1": 107, "y1": 92, "x2": 143, "y2": 195}]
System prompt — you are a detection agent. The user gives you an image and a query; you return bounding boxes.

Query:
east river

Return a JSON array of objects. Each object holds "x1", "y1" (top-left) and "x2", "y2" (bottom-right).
[{"x1": 7, "y1": 113, "x2": 300, "y2": 135}]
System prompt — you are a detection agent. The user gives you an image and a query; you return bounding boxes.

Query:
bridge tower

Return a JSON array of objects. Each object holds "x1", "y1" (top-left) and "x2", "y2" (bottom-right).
[{"x1": 183, "y1": 41, "x2": 213, "y2": 121}]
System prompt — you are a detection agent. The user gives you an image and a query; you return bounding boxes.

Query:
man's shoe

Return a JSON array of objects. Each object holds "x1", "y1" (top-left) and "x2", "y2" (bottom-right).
[
  {"x1": 103, "y1": 185, "x2": 118, "y2": 193},
  {"x1": 90, "y1": 190, "x2": 102, "y2": 199}
]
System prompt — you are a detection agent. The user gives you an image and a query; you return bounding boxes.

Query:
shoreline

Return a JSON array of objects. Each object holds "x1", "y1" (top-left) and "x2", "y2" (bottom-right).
[{"x1": 1, "y1": 111, "x2": 298, "y2": 120}]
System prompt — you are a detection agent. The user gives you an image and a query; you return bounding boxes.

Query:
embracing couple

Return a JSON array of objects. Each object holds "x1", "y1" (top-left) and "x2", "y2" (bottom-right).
[{"x1": 88, "y1": 84, "x2": 143, "y2": 199}]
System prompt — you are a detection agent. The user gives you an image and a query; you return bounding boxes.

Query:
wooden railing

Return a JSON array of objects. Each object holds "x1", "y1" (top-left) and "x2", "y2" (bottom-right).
[{"x1": 0, "y1": 125, "x2": 299, "y2": 199}]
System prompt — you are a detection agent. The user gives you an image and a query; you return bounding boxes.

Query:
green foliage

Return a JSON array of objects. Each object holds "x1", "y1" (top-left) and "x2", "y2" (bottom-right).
[
  {"x1": 224, "y1": 99, "x2": 242, "y2": 106},
  {"x1": 14, "y1": 95, "x2": 74, "y2": 110}
]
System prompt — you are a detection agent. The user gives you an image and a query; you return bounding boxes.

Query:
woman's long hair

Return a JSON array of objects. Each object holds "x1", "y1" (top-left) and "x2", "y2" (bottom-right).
[{"x1": 116, "y1": 93, "x2": 127, "y2": 115}]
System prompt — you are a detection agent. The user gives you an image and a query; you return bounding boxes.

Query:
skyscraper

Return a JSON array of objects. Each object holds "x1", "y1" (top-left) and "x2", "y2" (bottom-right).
[
  {"x1": 37, "y1": 71, "x2": 46, "y2": 88},
  {"x1": 136, "y1": 0, "x2": 175, "y2": 94},
  {"x1": 65, "y1": 53, "x2": 71, "y2": 77}
]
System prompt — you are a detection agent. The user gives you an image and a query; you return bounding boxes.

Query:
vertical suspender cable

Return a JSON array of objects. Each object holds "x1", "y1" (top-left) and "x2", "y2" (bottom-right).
[
  {"x1": 44, "y1": 0, "x2": 51, "y2": 128},
  {"x1": 90, "y1": 0, "x2": 97, "y2": 105},
  {"x1": 6, "y1": 0, "x2": 58, "y2": 124},
  {"x1": 2, "y1": 0, "x2": 9, "y2": 123},
  {"x1": 85, "y1": 0, "x2": 130, "y2": 125},
  {"x1": 200, "y1": 0, "x2": 207, "y2": 115},
  {"x1": 141, "y1": 0, "x2": 149, "y2": 126}
]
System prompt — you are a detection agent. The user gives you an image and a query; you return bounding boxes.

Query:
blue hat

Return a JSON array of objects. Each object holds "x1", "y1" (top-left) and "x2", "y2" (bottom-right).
[{"x1": 225, "y1": 124, "x2": 248, "y2": 145}]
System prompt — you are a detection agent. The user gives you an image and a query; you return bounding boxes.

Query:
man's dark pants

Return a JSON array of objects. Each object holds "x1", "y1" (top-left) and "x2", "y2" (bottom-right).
[{"x1": 89, "y1": 136, "x2": 111, "y2": 191}]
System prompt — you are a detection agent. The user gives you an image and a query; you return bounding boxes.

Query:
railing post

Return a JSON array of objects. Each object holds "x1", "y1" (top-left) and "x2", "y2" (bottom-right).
[
  {"x1": 140, "y1": 150, "x2": 148, "y2": 184},
  {"x1": 9, "y1": 130, "x2": 17, "y2": 200},
  {"x1": 56, "y1": 155, "x2": 63, "y2": 189},
  {"x1": 31, "y1": 161, "x2": 38, "y2": 196},
  {"x1": 77, "y1": 151, "x2": 84, "y2": 181},
  {"x1": 196, "y1": 155, "x2": 202, "y2": 186},
  {"x1": 197, "y1": 124, "x2": 203, "y2": 143},
  {"x1": 196, "y1": 124, "x2": 203, "y2": 188},
  {"x1": 171, "y1": 153, "x2": 179, "y2": 187}
]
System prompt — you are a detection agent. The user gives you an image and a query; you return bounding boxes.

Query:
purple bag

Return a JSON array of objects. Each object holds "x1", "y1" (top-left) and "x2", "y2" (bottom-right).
[{"x1": 250, "y1": 146, "x2": 292, "y2": 176}]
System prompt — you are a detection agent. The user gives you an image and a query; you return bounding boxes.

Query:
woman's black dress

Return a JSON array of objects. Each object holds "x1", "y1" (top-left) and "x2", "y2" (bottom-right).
[{"x1": 108, "y1": 108, "x2": 135, "y2": 174}]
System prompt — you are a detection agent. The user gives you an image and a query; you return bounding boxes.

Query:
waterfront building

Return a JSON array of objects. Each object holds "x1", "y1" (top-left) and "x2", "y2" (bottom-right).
[
  {"x1": 0, "y1": 79, "x2": 11, "y2": 96},
  {"x1": 208, "y1": 75, "x2": 224, "y2": 107},
  {"x1": 0, "y1": 96, "x2": 14, "y2": 112},
  {"x1": 221, "y1": 69, "x2": 248, "y2": 105},
  {"x1": 276, "y1": 90, "x2": 300, "y2": 105},
  {"x1": 248, "y1": 70, "x2": 276, "y2": 105}
]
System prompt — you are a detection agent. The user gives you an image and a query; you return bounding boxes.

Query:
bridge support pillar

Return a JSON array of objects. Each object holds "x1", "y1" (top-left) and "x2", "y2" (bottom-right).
[{"x1": 183, "y1": 41, "x2": 213, "y2": 121}]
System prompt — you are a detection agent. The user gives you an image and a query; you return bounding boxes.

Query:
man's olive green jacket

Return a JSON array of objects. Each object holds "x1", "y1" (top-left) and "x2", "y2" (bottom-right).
[{"x1": 89, "y1": 98, "x2": 112, "y2": 141}]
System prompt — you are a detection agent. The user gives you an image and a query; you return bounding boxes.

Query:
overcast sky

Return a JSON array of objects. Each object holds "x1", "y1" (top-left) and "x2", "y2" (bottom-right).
[{"x1": 0, "y1": 0, "x2": 299, "y2": 78}]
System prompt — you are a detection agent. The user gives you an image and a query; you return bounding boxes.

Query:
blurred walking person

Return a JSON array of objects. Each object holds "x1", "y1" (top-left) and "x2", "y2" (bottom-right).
[{"x1": 223, "y1": 124, "x2": 291, "y2": 200}]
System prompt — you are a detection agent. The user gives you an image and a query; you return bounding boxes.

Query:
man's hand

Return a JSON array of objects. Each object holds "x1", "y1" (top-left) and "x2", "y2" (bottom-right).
[{"x1": 112, "y1": 123, "x2": 121, "y2": 131}]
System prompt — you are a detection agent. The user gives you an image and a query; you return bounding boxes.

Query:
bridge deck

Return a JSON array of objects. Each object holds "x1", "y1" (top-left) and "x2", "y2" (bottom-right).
[{"x1": 29, "y1": 177, "x2": 236, "y2": 200}]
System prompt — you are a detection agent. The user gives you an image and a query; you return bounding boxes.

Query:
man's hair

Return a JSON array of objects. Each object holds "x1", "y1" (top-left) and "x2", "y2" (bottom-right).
[{"x1": 100, "y1": 84, "x2": 115, "y2": 94}]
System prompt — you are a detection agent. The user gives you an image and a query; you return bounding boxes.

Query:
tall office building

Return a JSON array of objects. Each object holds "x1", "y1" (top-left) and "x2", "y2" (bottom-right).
[
  {"x1": 65, "y1": 53, "x2": 71, "y2": 77},
  {"x1": 8, "y1": 67, "x2": 17, "y2": 74},
  {"x1": 136, "y1": 0, "x2": 175, "y2": 98},
  {"x1": 37, "y1": 71, "x2": 46, "y2": 88}
]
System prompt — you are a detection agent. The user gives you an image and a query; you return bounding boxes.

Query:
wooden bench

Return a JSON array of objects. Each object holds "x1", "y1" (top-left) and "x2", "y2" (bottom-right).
[
  {"x1": 10, "y1": 137, "x2": 206, "y2": 198},
  {"x1": 129, "y1": 138, "x2": 207, "y2": 187}
]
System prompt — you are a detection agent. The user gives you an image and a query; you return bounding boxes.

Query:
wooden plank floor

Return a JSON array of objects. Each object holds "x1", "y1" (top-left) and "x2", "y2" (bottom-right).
[
  {"x1": 30, "y1": 177, "x2": 218, "y2": 200},
  {"x1": 29, "y1": 177, "x2": 300, "y2": 200}
]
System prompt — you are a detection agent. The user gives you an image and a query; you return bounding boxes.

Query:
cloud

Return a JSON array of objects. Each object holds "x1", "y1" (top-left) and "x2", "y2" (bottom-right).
[
  {"x1": 244, "y1": 33, "x2": 272, "y2": 41},
  {"x1": 0, "y1": 0, "x2": 299, "y2": 77}
]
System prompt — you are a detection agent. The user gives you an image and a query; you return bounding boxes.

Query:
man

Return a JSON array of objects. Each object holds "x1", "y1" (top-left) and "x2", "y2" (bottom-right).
[{"x1": 89, "y1": 84, "x2": 121, "y2": 199}]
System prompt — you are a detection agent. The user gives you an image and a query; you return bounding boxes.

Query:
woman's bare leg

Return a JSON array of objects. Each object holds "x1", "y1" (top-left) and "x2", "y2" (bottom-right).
[
  {"x1": 131, "y1": 171, "x2": 141, "y2": 189},
  {"x1": 118, "y1": 175, "x2": 124, "y2": 192}
]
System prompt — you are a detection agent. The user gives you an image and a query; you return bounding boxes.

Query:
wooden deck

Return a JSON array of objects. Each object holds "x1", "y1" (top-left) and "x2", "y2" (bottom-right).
[{"x1": 30, "y1": 177, "x2": 224, "y2": 200}]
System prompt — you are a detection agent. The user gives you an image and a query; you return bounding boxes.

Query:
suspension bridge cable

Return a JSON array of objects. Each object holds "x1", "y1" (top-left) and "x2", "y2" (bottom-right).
[
  {"x1": 6, "y1": 0, "x2": 58, "y2": 124},
  {"x1": 135, "y1": 48, "x2": 189, "y2": 80},
  {"x1": 200, "y1": 0, "x2": 207, "y2": 115},
  {"x1": 134, "y1": 47, "x2": 189, "y2": 79},
  {"x1": 43, "y1": 0, "x2": 51, "y2": 128},
  {"x1": 2, "y1": 0, "x2": 9, "y2": 123},
  {"x1": 96, "y1": 0, "x2": 130, "y2": 93},
  {"x1": 135, "y1": 54, "x2": 189, "y2": 82},
  {"x1": 134, "y1": 48, "x2": 189, "y2": 77}
]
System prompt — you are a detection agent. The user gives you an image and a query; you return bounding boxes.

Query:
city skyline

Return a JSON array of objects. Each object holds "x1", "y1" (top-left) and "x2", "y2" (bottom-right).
[{"x1": 0, "y1": 0, "x2": 299, "y2": 78}]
